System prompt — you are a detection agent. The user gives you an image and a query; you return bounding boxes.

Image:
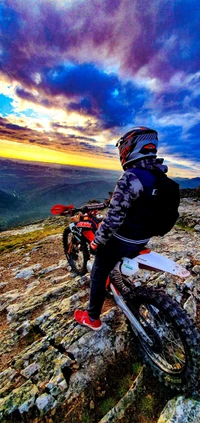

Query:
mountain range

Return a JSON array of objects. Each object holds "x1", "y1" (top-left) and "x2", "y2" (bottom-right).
[
  {"x1": 0, "y1": 159, "x2": 118, "y2": 230},
  {"x1": 0, "y1": 158, "x2": 199, "y2": 231}
]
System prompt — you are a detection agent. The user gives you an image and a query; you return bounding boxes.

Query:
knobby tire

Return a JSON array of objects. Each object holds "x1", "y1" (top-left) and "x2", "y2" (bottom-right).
[
  {"x1": 63, "y1": 227, "x2": 89, "y2": 276},
  {"x1": 123, "y1": 286, "x2": 200, "y2": 393}
]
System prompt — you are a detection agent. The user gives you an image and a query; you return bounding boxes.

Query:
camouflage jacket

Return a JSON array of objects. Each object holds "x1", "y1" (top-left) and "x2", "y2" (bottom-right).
[{"x1": 94, "y1": 158, "x2": 168, "y2": 245}]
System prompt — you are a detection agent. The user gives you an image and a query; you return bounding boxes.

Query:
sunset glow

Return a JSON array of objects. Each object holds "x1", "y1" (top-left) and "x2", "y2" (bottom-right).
[{"x1": 0, "y1": 139, "x2": 120, "y2": 170}]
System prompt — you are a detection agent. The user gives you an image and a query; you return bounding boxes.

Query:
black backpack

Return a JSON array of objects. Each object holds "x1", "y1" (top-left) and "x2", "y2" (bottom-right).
[{"x1": 132, "y1": 168, "x2": 180, "y2": 237}]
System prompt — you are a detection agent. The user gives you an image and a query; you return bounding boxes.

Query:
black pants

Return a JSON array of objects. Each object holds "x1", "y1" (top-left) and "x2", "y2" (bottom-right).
[{"x1": 88, "y1": 236, "x2": 147, "y2": 319}]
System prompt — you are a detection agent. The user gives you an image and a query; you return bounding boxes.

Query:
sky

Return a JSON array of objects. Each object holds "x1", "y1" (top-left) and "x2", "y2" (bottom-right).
[{"x1": 0, "y1": 0, "x2": 200, "y2": 178}]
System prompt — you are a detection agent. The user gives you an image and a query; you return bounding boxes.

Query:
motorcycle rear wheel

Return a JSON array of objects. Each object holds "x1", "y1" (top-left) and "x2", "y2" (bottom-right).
[
  {"x1": 63, "y1": 227, "x2": 89, "y2": 276},
  {"x1": 124, "y1": 286, "x2": 200, "y2": 393}
]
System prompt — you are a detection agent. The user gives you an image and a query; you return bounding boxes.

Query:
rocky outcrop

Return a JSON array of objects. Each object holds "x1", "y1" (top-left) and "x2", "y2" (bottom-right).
[
  {"x1": 0, "y1": 224, "x2": 143, "y2": 422},
  {"x1": 157, "y1": 396, "x2": 200, "y2": 423},
  {"x1": 180, "y1": 186, "x2": 200, "y2": 199},
  {"x1": 177, "y1": 198, "x2": 200, "y2": 231},
  {"x1": 0, "y1": 198, "x2": 199, "y2": 422}
]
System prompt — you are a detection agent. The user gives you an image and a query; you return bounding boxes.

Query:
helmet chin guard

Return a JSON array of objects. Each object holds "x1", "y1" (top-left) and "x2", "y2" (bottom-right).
[{"x1": 116, "y1": 127, "x2": 158, "y2": 169}]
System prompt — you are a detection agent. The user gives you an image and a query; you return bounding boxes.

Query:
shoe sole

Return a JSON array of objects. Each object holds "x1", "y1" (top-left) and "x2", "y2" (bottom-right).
[{"x1": 82, "y1": 319, "x2": 102, "y2": 331}]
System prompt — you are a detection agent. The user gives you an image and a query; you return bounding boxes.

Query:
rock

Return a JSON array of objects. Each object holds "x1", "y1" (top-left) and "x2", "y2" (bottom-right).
[
  {"x1": 157, "y1": 396, "x2": 200, "y2": 423},
  {"x1": 13, "y1": 338, "x2": 50, "y2": 369},
  {"x1": 39, "y1": 260, "x2": 66, "y2": 275},
  {"x1": 192, "y1": 265, "x2": 200, "y2": 275},
  {"x1": 39, "y1": 264, "x2": 61, "y2": 275},
  {"x1": 35, "y1": 312, "x2": 51, "y2": 325},
  {"x1": 21, "y1": 362, "x2": 40, "y2": 378},
  {"x1": 183, "y1": 295, "x2": 197, "y2": 319},
  {"x1": 7, "y1": 303, "x2": 20, "y2": 321},
  {"x1": 90, "y1": 400, "x2": 95, "y2": 409},
  {"x1": 48, "y1": 274, "x2": 70, "y2": 284},
  {"x1": 0, "y1": 282, "x2": 8, "y2": 288},
  {"x1": 59, "y1": 259, "x2": 66, "y2": 267},
  {"x1": 0, "y1": 291, "x2": 21, "y2": 312},
  {"x1": 14, "y1": 264, "x2": 41, "y2": 279},
  {"x1": 36, "y1": 393, "x2": 57, "y2": 413},
  {"x1": 165, "y1": 287, "x2": 182, "y2": 303},
  {"x1": 16, "y1": 320, "x2": 31, "y2": 336},
  {"x1": 183, "y1": 277, "x2": 194, "y2": 290},
  {"x1": 0, "y1": 368, "x2": 18, "y2": 397},
  {"x1": 0, "y1": 380, "x2": 38, "y2": 419},
  {"x1": 26, "y1": 280, "x2": 40, "y2": 291},
  {"x1": 46, "y1": 374, "x2": 67, "y2": 398}
]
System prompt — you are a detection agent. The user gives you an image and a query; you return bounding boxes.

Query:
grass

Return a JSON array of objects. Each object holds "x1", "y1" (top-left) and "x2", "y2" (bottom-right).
[
  {"x1": 117, "y1": 362, "x2": 143, "y2": 397},
  {"x1": 176, "y1": 222, "x2": 195, "y2": 232},
  {"x1": 81, "y1": 410, "x2": 90, "y2": 423},
  {"x1": 138, "y1": 394, "x2": 155, "y2": 419},
  {"x1": 132, "y1": 362, "x2": 143, "y2": 377},
  {"x1": 99, "y1": 397, "x2": 116, "y2": 415},
  {"x1": 118, "y1": 374, "x2": 133, "y2": 397},
  {"x1": 0, "y1": 224, "x2": 62, "y2": 254}
]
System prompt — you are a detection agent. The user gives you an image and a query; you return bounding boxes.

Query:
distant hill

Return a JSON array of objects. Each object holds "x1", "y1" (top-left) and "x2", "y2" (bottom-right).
[
  {"x1": 0, "y1": 189, "x2": 22, "y2": 210},
  {"x1": 0, "y1": 178, "x2": 115, "y2": 231},
  {"x1": 0, "y1": 158, "x2": 199, "y2": 231},
  {"x1": 0, "y1": 159, "x2": 119, "y2": 230},
  {"x1": 30, "y1": 180, "x2": 115, "y2": 207},
  {"x1": 174, "y1": 177, "x2": 200, "y2": 188},
  {"x1": 0, "y1": 158, "x2": 121, "y2": 194}
]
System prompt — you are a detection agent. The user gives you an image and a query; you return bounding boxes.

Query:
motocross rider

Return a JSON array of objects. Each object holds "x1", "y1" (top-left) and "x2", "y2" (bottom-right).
[{"x1": 74, "y1": 127, "x2": 168, "y2": 330}]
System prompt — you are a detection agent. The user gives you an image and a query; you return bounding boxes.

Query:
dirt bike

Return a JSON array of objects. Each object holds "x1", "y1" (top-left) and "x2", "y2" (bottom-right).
[
  {"x1": 51, "y1": 202, "x2": 200, "y2": 393},
  {"x1": 51, "y1": 202, "x2": 106, "y2": 275}
]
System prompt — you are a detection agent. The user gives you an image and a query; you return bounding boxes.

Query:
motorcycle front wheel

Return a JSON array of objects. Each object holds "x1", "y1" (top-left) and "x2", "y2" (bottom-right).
[
  {"x1": 124, "y1": 286, "x2": 200, "y2": 393},
  {"x1": 63, "y1": 227, "x2": 89, "y2": 276}
]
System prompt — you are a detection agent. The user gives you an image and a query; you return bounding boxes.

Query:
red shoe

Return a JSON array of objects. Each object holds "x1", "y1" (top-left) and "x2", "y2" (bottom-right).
[{"x1": 74, "y1": 310, "x2": 102, "y2": 331}]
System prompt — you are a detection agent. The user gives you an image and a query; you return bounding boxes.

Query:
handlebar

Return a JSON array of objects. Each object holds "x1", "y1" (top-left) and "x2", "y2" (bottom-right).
[{"x1": 51, "y1": 202, "x2": 108, "y2": 216}]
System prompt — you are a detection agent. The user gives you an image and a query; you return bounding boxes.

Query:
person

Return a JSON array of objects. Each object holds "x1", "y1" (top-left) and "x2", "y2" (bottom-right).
[{"x1": 74, "y1": 126, "x2": 168, "y2": 330}]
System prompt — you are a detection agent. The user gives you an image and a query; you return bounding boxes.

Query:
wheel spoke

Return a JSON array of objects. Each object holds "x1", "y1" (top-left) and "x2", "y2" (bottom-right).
[
  {"x1": 138, "y1": 303, "x2": 186, "y2": 372},
  {"x1": 125, "y1": 287, "x2": 199, "y2": 391}
]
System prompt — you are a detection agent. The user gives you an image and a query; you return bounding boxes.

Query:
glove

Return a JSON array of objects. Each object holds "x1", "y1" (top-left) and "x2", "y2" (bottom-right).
[{"x1": 90, "y1": 240, "x2": 99, "y2": 254}]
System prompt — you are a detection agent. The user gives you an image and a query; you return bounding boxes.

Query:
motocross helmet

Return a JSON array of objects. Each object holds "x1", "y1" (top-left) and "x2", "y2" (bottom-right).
[{"x1": 116, "y1": 126, "x2": 158, "y2": 169}]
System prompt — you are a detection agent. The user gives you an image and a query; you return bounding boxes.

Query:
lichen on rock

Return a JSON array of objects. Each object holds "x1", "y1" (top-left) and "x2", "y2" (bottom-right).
[{"x1": 157, "y1": 396, "x2": 200, "y2": 423}]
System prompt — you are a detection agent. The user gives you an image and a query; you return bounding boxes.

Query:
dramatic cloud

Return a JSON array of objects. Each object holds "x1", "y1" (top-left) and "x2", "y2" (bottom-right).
[
  {"x1": 1, "y1": 0, "x2": 199, "y2": 79},
  {"x1": 0, "y1": 116, "x2": 110, "y2": 157},
  {"x1": 0, "y1": 0, "x2": 199, "y2": 175},
  {"x1": 41, "y1": 63, "x2": 147, "y2": 128}
]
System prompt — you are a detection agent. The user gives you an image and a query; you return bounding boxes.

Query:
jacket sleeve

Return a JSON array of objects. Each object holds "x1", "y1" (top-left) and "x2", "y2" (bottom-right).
[{"x1": 94, "y1": 169, "x2": 143, "y2": 245}]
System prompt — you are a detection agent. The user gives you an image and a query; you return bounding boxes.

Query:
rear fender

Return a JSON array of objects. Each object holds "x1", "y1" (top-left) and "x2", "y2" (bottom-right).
[{"x1": 134, "y1": 251, "x2": 190, "y2": 277}]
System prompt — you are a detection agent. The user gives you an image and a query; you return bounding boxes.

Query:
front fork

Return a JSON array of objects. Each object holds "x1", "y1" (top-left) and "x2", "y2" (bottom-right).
[{"x1": 110, "y1": 282, "x2": 154, "y2": 347}]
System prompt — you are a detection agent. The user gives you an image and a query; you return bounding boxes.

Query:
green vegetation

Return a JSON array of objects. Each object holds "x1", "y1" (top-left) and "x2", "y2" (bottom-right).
[
  {"x1": 0, "y1": 224, "x2": 62, "y2": 254},
  {"x1": 99, "y1": 397, "x2": 116, "y2": 415},
  {"x1": 81, "y1": 410, "x2": 90, "y2": 423},
  {"x1": 138, "y1": 394, "x2": 155, "y2": 420},
  {"x1": 176, "y1": 222, "x2": 195, "y2": 231},
  {"x1": 117, "y1": 363, "x2": 143, "y2": 397},
  {"x1": 118, "y1": 374, "x2": 133, "y2": 397},
  {"x1": 132, "y1": 362, "x2": 143, "y2": 377}
]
